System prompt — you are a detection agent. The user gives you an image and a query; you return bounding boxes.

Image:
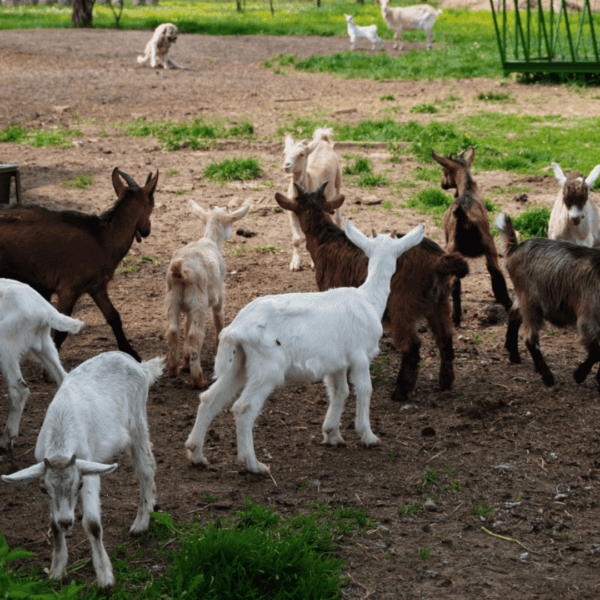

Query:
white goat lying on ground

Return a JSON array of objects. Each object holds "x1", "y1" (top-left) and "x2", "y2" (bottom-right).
[
  {"x1": 379, "y1": 0, "x2": 442, "y2": 50},
  {"x1": 185, "y1": 218, "x2": 425, "y2": 474},
  {"x1": 0, "y1": 279, "x2": 84, "y2": 451},
  {"x1": 345, "y1": 14, "x2": 384, "y2": 51},
  {"x1": 548, "y1": 162, "x2": 600, "y2": 247},
  {"x1": 166, "y1": 202, "x2": 249, "y2": 388},
  {"x1": 283, "y1": 127, "x2": 343, "y2": 271},
  {"x1": 2, "y1": 352, "x2": 165, "y2": 588}
]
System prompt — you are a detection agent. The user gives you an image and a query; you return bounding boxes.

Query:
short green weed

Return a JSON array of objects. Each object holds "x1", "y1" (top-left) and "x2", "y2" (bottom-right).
[
  {"x1": 251, "y1": 246, "x2": 282, "y2": 253},
  {"x1": 510, "y1": 207, "x2": 551, "y2": 239},
  {"x1": 398, "y1": 503, "x2": 423, "y2": 516},
  {"x1": 418, "y1": 468, "x2": 439, "y2": 490},
  {"x1": 476, "y1": 91, "x2": 514, "y2": 103},
  {"x1": 61, "y1": 173, "x2": 93, "y2": 189},
  {"x1": 473, "y1": 502, "x2": 494, "y2": 516},
  {"x1": 357, "y1": 173, "x2": 389, "y2": 188},
  {"x1": 343, "y1": 157, "x2": 372, "y2": 175},
  {"x1": 410, "y1": 103, "x2": 439, "y2": 114},
  {"x1": 415, "y1": 545, "x2": 433, "y2": 559},
  {"x1": 204, "y1": 157, "x2": 262, "y2": 184}
]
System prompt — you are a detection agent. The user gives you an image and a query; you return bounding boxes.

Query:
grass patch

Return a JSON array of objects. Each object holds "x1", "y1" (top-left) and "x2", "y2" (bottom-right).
[
  {"x1": 476, "y1": 91, "x2": 514, "y2": 102},
  {"x1": 343, "y1": 157, "x2": 373, "y2": 175},
  {"x1": 404, "y1": 187, "x2": 452, "y2": 226},
  {"x1": 0, "y1": 123, "x2": 82, "y2": 148},
  {"x1": 203, "y1": 157, "x2": 262, "y2": 184},
  {"x1": 61, "y1": 173, "x2": 93, "y2": 189},
  {"x1": 410, "y1": 103, "x2": 439, "y2": 114},
  {"x1": 357, "y1": 173, "x2": 390, "y2": 188},
  {"x1": 511, "y1": 207, "x2": 551, "y2": 239},
  {"x1": 116, "y1": 117, "x2": 254, "y2": 151}
]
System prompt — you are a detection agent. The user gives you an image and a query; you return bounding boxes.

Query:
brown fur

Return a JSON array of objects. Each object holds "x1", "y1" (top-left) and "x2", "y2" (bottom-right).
[
  {"x1": 275, "y1": 182, "x2": 469, "y2": 403},
  {"x1": 432, "y1": 147, "x2": 512, "y2": 325},
  {"x1": 0, "y1": 168, "x2": 159, "y2": 361},
  {"x1": 497, "y1": 212, "x2": 600, "y2": 389}
]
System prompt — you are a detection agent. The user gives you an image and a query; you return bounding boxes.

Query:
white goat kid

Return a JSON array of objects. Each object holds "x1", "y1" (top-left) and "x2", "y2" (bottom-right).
[
  {"x1": 2, "y1": 352, "x2": 165, "y2": 588},
  {"x1": 185, "y1": 219, "x2": 425, "y2": 474},
  {"x1": 345, "y1": 14, "x2": 384, "y2": 51},
  {"x1": 380, "y1": 0, "x2": 442, "y2": 50},
  {"x1": 166, "y1": 202, "x2": 249, "y2": 388},
  {"x1": 548, "y1": 162, "x2": 600, "y2": 248},
  {"x1": 0, "y1": 279, "x2": 84, "y2": 451},
  {"x1": 283, "y1": 128, "x2": 343, "y2": 271}
]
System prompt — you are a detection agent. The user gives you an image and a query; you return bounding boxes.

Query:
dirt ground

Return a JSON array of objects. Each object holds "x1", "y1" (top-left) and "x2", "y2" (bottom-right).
[{"x1": 2, "y1": 28, "x2": 600, "y2": 599}]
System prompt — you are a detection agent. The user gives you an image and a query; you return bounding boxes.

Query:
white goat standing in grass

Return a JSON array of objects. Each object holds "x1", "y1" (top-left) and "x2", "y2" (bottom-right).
[
  {"x1": 0, "y1": 279, "x2": 84, "y2": 451},
  {"x1": 2, "y1": 352, "x2": 165, "y2": 588},
  {"x1": 548, "y1": 162, "x2": 600, "y2": 248},
  {"x1": 345, "y1": 14, "x2": 384, "y2": 51},
  {"x1": 185, "y1": 219, "x2": 425, "y2": 474},
  {"x1": 165, "y1": 202, "x2": 249, "y2": 388},
  {"x1": 379, "y1": 0, "x2": 442, "y2": 50},
  {"x1": 283, "y1": 127, "x2": 343, "y2": 271}
]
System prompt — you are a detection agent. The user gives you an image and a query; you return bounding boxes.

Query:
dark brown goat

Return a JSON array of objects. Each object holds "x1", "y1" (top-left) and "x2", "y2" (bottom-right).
[
  {"x1": 496, "y1": 212, "x2": 600, "y2": 389},
  {"x1": 432, "y1": 147, "x2": 512, "y2": 325},
  {"x1": 275, "y1": 181, "x2": 469, "y2": 403},
  {"x1": 0, "y1": 168, "x2": 159, "y2": 361}
]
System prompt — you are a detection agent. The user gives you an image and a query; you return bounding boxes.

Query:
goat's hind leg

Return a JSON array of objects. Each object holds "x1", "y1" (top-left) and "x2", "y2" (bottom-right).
[
  {"x1": 505, "y1": 305, "x2": 523, "y2": 363},
  {"x1": 391, "y1": 325, "x2": 421, "y2": 403},
  {"x1": 35, "y1": 331, "x2": 67, "y2": 386},
  {"x1": 185, "y1": 369, "x2": 244, "y2": 466},
  {"x1": 289, "y1": 211, "x2": 304, "y2": 271},
  {"x1": 427, "y1": 301, "x2": 455, "y2": 392},
  {"x1": 0, "y1": 357, "x2": 30, "y2": 451},
  {"x1": 523, "y1": 318, "x2": 554, "y2": 386},
  {"x1": 322, "y1": 370, "x2": 349, "y2": 446},
  {"x1": 129, "y1": 436, "x2": 157, "y2": 534},
  {"x1": 185, "y1": 306, "x2": 208, "y2": 389},
  {"x1": 165, "y1": 290, "x2": 181, "y2": 378},
  {"x1": 574, "y1": 320, "x2": 600, "y2": 385},
  {"x1": 349, "y1": 357, "x2": 379, "y2": 446},
  {"x1": 484, "y1": 250, "x2": 513, "y2": 312},
  {"x1": 451, "y1": 277, "x2": 462, "y2": 326}
]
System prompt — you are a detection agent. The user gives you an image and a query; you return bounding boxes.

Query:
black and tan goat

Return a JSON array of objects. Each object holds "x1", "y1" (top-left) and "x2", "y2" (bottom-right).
[
  {"x1": 0, "y1": 168, "x2": 159, "y2": 361},
  {"x1": 496, "y1": 212, "x2": 600, "y2": 389},
  {"x1": 432, "y1": 147, "x2": 512, "y2": 325},
  {"x1": 275, "y1": 181, "x2": 468, "y2": 403}
]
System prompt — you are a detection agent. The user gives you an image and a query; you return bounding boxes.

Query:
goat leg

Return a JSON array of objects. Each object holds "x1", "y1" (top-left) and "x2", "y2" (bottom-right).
[
  {"x1": 485, "y1": 253, "x2": 513, "y2": 311},
  {"x1": 505, "y1": 307, "x2": 522, "y2": 363},
  {"x1": 451, "y1": 277, "x2": 462, "y2": 326},
  {"x1": 391, "y1": 339, "x2": 421, "y2": 403},
  {"x1": 525, "y1": 336, "x2": 555, "y2": 387},
  {"x1": 574, "y1": 340, "x2": 600, "y2": 385}
]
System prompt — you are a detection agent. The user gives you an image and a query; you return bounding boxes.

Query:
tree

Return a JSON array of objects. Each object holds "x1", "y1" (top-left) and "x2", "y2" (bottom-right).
[{"x1": 72, "y1": 0, "x2": 96, "y2": 28}]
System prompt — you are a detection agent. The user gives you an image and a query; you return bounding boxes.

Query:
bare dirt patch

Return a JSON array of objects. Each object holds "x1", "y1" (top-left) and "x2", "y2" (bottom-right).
[{"x1": 1, "y1": 29, "x2": 600, "y2": 599}]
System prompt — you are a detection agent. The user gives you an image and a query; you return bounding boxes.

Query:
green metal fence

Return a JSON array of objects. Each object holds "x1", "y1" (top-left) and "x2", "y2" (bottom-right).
[{"x1": 490, "y1": 0, "x2": 600, "y2": 75}]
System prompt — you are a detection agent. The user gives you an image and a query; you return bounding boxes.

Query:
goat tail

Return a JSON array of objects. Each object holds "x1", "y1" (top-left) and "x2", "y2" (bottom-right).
[
  {"x1": 214, "y1": 330, "x2": 245, "y2": 382},
  {"x1": 169, "y1": 258, "x2": 190, "y2": 285},
  {"x1": 47, "y1": 312, "x2": 85, "y2": 335},
  {"x1": 439, "y1": 253, "x2": 469, "y2": 280},
  {"x1": 312, "y1": 127, "x2": 334, "y2": 144},
  {"x1": 142, "y1": 355, "x2": 167, "y2": 387},
  {"x1": 494, "y1": 212, "x2": 519, "y2": 255},
  {"x1": 137, "y1": 54, "x2": 148, "y2": 64}
]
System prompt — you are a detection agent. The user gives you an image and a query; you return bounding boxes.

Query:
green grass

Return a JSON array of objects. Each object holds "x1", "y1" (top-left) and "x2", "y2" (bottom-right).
[
  {"x1": 404, "y1": 187, "x2": 452, "y2": 226},
  {"x1": 203, "y1": 157, "x2": 262, "y2": 184},
  {"x1": 61, "y1": 173, "x2": 94, "y2": 189},
  {"x1": 343, "y1": 157, "x2": 372, "y2": 175},
  {"x1": 0, "y1": 123, "x2": 82, "y2": 148},
  {"x1": 410, "y1": 103, "x2": 439, "y2": 114},
  {"x1": 115, "y1": 117, "x2": 254, "y2": 151},
  {"x1": 511, "y1": 207, "x2": 551, "y2": 239},
  {"x1": 357, "y1": 173, "x2": 390, "y2": 188}
]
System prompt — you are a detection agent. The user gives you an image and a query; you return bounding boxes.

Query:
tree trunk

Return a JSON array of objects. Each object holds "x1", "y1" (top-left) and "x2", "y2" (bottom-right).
[{"x1": 72, "y1": 0, "x2": 95, "y2": 27}]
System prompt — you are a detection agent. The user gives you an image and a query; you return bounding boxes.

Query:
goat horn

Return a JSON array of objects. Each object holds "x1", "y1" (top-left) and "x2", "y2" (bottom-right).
[
  {"x1": 117, "y1": 170, "x2": 139, "y2": 189},
  {"x1": 316, "y1": 181, "x2": 329, "y2": 195},
  {"x1": 456, "y1": 149, "x2": 466, "y2": 159},
  {"x1": 293, "y1": 182, "x2": 307, "y2": 196}
]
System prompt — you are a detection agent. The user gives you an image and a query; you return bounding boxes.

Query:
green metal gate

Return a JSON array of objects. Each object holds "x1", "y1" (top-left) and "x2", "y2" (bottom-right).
[{"x1": 490, "y1": 0, "x2": 600, "y2": 76}]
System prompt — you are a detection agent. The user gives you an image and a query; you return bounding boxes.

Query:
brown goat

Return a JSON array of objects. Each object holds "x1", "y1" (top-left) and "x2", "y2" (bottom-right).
[
  {"x1": 0, "y1": 168, "x2": 159, "y2": 361},
  {"x1": 275, "y1": 181, "x2": 469, "y2": 403},
  {"x1": 496, "y1": 212, "x2": 600, "y2": 389},
  {"x1": 432, "y1": 147, "x2": 512, "y2": 325}
]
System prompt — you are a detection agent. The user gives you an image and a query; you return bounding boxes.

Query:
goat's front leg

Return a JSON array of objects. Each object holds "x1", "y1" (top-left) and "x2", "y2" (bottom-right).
[
  {"x1": 48, "y1": 521, "x2": 68, "y2": 581},
  {"x1": 129, "y1": 436, "x2": 157, "y2": 534},
  {"x1": 322, "y1": 370, "x2": 349, "y2": 446},
  {"x1": 81, "y1": 476, "x2": 114, "y2": 588},
  {"x1": 211, "y1": 298, "x2": 225, "y2": 352},
  {"x1": 349, "y1": 357, "x2": 379, "y2": 446},
  {"x1": 0, "y1": 358, "x2": 29, "y2": 450},
  {"x1": 53, "y1": 289, "x2": 80, "y2": 352},
  {"x1": 288, "y1": 211, "x2": 304, "y2": 271},
  {"x1": 232, "y1": 378, "x2": 276, "y2": 473},
  {"x1": 393, "y1": 28, "x2": 403, "y2": 50},
  {"x1": 90, "y1": 286, "x2": 141, "y2": 362}
]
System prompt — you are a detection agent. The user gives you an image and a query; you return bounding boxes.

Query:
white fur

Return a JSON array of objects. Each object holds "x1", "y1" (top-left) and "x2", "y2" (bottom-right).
[
  {"x1": 548, "y1": 162, "x2": 600, "y2": 247},
  {"x1": 0, "y1": 279, "x2": 83, "y2": 451},
  {"x1": 345, "y1": 14, "x2": 384, "y2": 51},
  {"x1": 282, "y1": 128, "x2": 343, "y2": 271},
  {"x1": 2, "y1": 352, "x2": 165, "y2": 588},
  {"x1": 379, "y1": 0, "x2": 442, "y2": 50},
  {"x1": 184, "y1": 221, "x2": 425, "y2": 474},
  {"x1": 137, "y1": 23, "x2": 185, "y2": 69},
  {"x1": 165, "y1": 202, "x2": 249, "y2": 388}
]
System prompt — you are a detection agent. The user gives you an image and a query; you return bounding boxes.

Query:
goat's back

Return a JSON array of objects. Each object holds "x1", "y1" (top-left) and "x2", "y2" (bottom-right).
[{"x1": 167, "y1": 240, "x2": 225, "y2": 295}]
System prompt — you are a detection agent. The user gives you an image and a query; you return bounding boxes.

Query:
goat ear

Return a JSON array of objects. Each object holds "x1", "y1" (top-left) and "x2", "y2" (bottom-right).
[
  {"x1": 431, "y1": 150, "x2": 453, "y2": 169},
  {"x1": 228, "y1": 205, "x2": 250, "y2": 223},
  {"x1": 75, "y1": 459, "x2": 118, "y2": 477},
  {"x1": 464, "y1": 147, "x2": 475, "y2": 168},
  {"x1": 112, "y1": 168, "x2": 127, "y2": 198},
  {"x1": 144, "y1": 170, "x2": 159, "y2": 196},
  {"x1": 188, "y1": 200, "x2": 209, "y2": 223},
  {"x1": 275, "y1": 192, "x2": 298, "y2": 212},
  {"x1": 552, "y1": 162, "x2": 567, "y2": 185},
  {"x1": 586, "y1": 165, "x2": 600, "y2": 189},
  {"x1": 344, "y1": 220, "x2": 371, "y2": 253},
  {"x1": 284, "y1": 133, "x2": 294, "y2": 150},
  {"x1": 394, "y1": 223, "x2": 425, "y2": 257},
  {"x1": 2, "y1": 462, "x2": 46, "y2": 484},
  {"x1": 323, "y1": 194, "x2": 345, "y2": 213}
]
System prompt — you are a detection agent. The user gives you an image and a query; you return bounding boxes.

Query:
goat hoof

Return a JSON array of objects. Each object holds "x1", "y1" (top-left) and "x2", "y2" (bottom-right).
[
  {"x1": 573, "y1": 369, "x2": 588, "y2": 384},
  {"x1": 363, "y1": 435, "x2": 380, "y2": 447},
  {"x1": 508, "y1": 353, "x2": 521, "y2": 364},
  {"x1": 167, "y1": 366, "x2": 179, "y2": 378},
  {"x1": 542, "y1": 374, "x2": 555, "y2": 387},
  {"x1": 390, "y1": 389, "x2": 408, "y2": 403}
]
